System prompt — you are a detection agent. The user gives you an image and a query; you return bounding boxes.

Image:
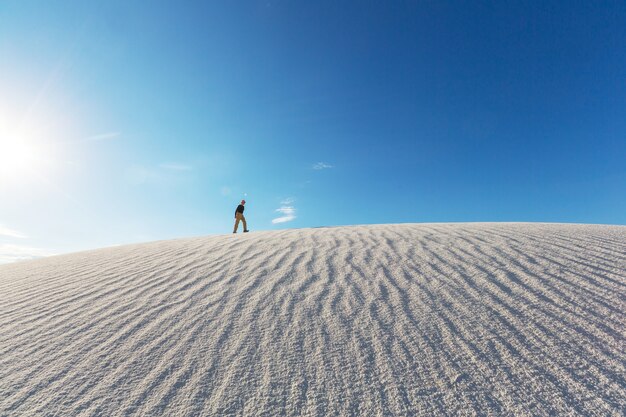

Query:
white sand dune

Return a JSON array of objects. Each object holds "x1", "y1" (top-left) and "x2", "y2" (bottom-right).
[{"x1": 0, "y1": 223, "x2": 624, "y2": 416}]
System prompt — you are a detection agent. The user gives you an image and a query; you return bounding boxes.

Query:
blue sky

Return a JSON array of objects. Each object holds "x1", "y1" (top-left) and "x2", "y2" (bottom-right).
[{"x1": 1, "y1": 1, "x2": 625, "y2": 261}]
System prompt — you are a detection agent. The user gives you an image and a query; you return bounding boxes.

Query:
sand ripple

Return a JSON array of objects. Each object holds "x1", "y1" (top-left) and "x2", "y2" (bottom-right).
[{"x1": 0, "y1": 223, "x2": 624, "y2": 416}]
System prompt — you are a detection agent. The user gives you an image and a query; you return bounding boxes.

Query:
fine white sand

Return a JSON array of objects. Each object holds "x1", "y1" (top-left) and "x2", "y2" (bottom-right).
[{"x1": 0, "y1": 223, "x2": 624, "y2": 416}]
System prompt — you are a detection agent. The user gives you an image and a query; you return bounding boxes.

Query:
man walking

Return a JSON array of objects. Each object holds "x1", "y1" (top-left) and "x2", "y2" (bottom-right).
[{"x1": 233, "y1": 199, "x2": 249, "y2": 233}]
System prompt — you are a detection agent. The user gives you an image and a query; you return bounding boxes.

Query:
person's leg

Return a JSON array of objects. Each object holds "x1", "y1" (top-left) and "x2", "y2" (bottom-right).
[
  {"x1": 242, "y1": 215, "x2": 247, "y2": 231},
  {"x1": 233, "y1": 215, "x2": 240, "y2": 233}
]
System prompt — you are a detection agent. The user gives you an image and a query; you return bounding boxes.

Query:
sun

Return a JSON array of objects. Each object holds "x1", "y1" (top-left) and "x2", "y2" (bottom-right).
[{"x1": 0, "y1": 139, "x2": 41, "y2": 182}]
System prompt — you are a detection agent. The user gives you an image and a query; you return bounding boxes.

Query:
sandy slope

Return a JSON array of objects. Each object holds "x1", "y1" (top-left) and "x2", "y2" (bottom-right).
[{"x1": 0, "y1": 223, "x2": 624, "y2": 416}]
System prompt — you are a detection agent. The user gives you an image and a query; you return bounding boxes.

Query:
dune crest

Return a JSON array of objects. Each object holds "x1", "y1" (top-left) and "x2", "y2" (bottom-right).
[{"x1": 1, "y1": 223, "x2": 625, "y2": 416}]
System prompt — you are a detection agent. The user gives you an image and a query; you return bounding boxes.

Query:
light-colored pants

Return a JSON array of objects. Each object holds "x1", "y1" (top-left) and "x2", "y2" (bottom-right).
[{"x1": 233, "y1": 212, "x2": 247, "y2": 233}]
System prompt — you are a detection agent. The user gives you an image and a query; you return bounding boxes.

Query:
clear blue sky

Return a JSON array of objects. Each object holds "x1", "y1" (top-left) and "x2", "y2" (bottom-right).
[{"x1": 1, "y1": 1, "x2": 625, "y2": 261}]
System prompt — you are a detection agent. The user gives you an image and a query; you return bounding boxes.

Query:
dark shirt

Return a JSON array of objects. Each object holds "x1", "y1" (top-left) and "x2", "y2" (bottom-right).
[{"x1": 235, "y1": 204, "x2": 245, "y2": 217}]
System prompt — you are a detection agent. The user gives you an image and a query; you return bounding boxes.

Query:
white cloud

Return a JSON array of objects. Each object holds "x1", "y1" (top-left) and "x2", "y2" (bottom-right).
[
  {"x1": 280, "y1": 197, "x2": 295, "y2": 205},
  {"x1": 126, "y1": 165, "x2": 159, "y2": 185},
  {"x1": 160, "y1": 163, "x2": 193, "y2": 171},
  {"x1": 84, "y1": 132, "x2": 121, "y2": 142},
  {"x1": 0, "y1": 244, "x2": 55, "y2": 264},
  {"x1": 272, "y1": 206, "x2": 296, "y2": 224},
  {"x1": 0, "y1": 225, "x2": 27, "y2": 239},
  {"x1": 126, "y1": 162, "x2": 192, "y2": 185},
  {"x1": 313, "y1": 162, "x2": 333, "y2": 170}
]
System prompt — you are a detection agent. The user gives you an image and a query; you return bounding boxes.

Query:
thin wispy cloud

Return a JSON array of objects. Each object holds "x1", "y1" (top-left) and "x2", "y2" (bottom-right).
[
  {"x1": 0, "y1": 225, "x2": 27, "y2": 239},
  {"x1": 84, "y1": 132, "x2": 121, "y2": 142},
  {"x1": 160, "y1": 163, "x2": 193, "y2": 171},
  {"x1": 126, "y1": 162, "x2": 193, "y2": 185},
  {"x1": 0, "y1": 244, "x2": 55, "y2": 264},
  {"x1": 272, "y1": 206, "x2": 296, "y2": 224},
  {"x1": 313, "y1": 162, "x2": 333, "y2": 170},
  {"x1": 126, "y1": 165, "x2": 159, "y2": 185}
]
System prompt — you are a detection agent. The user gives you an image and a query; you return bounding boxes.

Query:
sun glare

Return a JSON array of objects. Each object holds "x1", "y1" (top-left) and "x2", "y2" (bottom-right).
[{"x1": 0, "y1": 138, "x2": 42, "y2": 182}]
